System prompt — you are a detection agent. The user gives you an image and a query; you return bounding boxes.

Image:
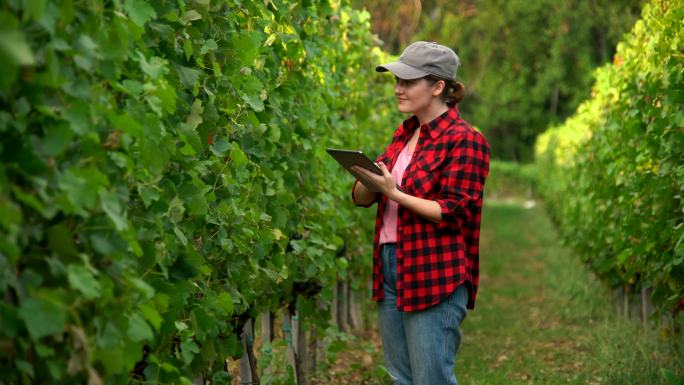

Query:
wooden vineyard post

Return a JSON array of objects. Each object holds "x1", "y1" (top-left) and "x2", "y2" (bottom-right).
[
  {"x1": 641, "y1": 287, "x2": 652, "y2": 330},
  {"x1": 283, "y1": 307, "x2": 306, "y2": 385},
  {"x1": 629, "y1": 286, "x2": 641, "y2": 323},
  {"x1": 239, "y1": 318, "x2": 259, "y2": 385},
  {"x1": 281, "y1": 305, "x2": 320, "y2": 385},
  {"x1": 305, "y1": 325, "x2": 317, "y2": 381},
  {"x1": 342, "y1": 281, "x2": 350, "y2": 332},
  {"x1": 261, "y1": 311, "x2": 274, "y2": 344},
  {"x1": 348, "y1": 286, "x2": 362, "y2": 332},
  {"x1": 332, "y1": 283, "x2": 339, "y2": 330},
  {"x1": 623, "y1": 285, "x2": 630, "y2": 319},
  {"x1": 336, "y1": 282, "x2": 348, "y2": 332},
  {"x1": 292, "y1": 309, "x2": 305, "y2": 384},
  {"x1": 294, "y1": 311, "x2": 310, "y2": 385}
]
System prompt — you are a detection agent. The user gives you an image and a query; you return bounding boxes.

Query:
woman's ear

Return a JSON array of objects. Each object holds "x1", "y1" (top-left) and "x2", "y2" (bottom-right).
[{"x1": 432, "y1": 79, "x2": 446, "y2": 97}]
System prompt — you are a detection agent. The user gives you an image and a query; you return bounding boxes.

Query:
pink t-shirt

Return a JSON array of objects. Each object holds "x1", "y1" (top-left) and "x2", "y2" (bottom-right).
[{"x1": 379, "y1": 142, "x2": 413, "y2": 245}]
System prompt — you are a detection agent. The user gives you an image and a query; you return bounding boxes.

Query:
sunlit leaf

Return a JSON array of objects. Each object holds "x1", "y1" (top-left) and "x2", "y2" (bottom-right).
[
  {"x1": 124, "y1": 0, "x2": 157, "y2": 26},
  {"x1": 67, "y1": 264, "x2": 101, "y2": 299}
]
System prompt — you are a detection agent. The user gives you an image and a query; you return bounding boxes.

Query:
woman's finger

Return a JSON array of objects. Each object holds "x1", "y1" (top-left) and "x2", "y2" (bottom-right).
[
  {"x1": 378, "y1": 162, "x2": 391, "y2": 177},
  {"x1": 356, "y1": 167, "x2": 379, "y2": 181},
  {"x1": 351, "y1": 166, "x2": 371, "y2": 179}
]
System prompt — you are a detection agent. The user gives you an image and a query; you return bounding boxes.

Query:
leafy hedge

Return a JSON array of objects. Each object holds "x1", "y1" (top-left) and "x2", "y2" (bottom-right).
[
  {"x1": 535, "y1": 0, "x2": 683, "y2": 312},
  {"x1": 0, "y1": 0, "x2": 399, "y2": 383}
]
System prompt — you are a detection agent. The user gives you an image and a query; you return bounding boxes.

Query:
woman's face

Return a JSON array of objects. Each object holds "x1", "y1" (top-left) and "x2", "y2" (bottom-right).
[{"x1": 394, "y1": 77, "x2": 443, "y2": 114}]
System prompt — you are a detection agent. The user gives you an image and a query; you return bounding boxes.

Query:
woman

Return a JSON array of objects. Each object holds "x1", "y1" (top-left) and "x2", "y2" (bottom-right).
[{"x1": 350, "y1": 41, "x2": 490, "y2": 385}]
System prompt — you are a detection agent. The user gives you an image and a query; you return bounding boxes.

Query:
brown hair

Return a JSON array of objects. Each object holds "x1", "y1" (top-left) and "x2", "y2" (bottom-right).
[{"x1": 424, "y1": 75, "x2": 465, "y2": 107}]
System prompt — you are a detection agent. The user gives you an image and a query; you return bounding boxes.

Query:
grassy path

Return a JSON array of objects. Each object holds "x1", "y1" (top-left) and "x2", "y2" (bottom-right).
[
  {"x1": 457, "y1": 200, "x2": 682, "y2": 385},
  {"x1": 458, "y1": 200, "x2": 602, "y2": 384},
  {"x1": 324, "y1": 199, "x2": 682, "y2": 385}
]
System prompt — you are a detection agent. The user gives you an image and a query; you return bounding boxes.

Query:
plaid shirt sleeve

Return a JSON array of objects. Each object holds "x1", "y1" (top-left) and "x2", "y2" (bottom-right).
[{"x1": 435, "y1": 131, "x2": 489, "y2": 224}]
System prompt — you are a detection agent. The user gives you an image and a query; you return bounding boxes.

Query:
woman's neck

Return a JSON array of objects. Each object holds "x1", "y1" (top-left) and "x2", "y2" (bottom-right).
[{"x1": 414, "y1": 103, "x2": 449, "y2": 126}]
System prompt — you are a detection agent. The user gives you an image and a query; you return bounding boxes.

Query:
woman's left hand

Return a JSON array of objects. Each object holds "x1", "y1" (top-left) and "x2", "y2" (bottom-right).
[{"x1": 351, "y1": 162, "x2": 399, "y2": 200}]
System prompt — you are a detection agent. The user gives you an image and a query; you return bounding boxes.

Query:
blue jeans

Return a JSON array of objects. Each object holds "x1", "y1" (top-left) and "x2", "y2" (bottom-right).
[{"x1": 377, "y1": 243, "x2": 469, "y2": 385}]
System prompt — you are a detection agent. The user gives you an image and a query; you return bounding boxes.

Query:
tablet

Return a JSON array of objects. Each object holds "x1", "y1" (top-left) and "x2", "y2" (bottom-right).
[{"x1": 326, "y1": 148, "x2": 382, "y2": 175}]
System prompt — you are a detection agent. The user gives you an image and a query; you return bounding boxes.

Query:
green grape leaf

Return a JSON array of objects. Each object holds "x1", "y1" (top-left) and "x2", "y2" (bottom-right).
[
  {"x1": 167, "y1": 196, "x2": 185, "y2": 223},
  {"x1": 99, "y1": 190, "x2": 128, "y2": 231},
  {"x1": 182, "y1": 10, "x2": 202, "y2": 24},
  {"x1": 241, "y1": 93, "x2": 264, "y2": 112},
  {"x1": 41, "y1": 123, "x2": 73, "y2": 157},
  {"x1": 183, "y1": 39, "x2": 194, "y2": 60},
  {"x1": 199, "y1": 39, "x2": 218, "y2": 55},
  {"x1": 18, "y1": 298, "x2": 66, "y2": 341},
  {"x1": 179, "y1": 183, "x2": 207, "y2": 217},
  {"x1": 127, "y1": 312, "x2": 153, "y2": 342},
  {"x1": 175, "y1": 64, "x2": 202, "y2": 88},
  {"x1": 0, "y1": 30, "x2": 35, "y2": 66},
  {"x1": 180, "y1": 339, "x2": 200, "y2": 364},
  {"x1": 67, "y1": 264, "x2": 101, "y2": 299},
  {"x1": 124, "y1": 0, "x2": 157, "y2": 26},
  {"x1": 108, "y1": 112, "x2": 143, "y2": 137},
  {"x1": 230, "y1": 142, "x2": 249, "y2": 167},
  {"x1": 0, "y1": 195, "x2": 22, "y2": 232},
  {"x1": 94, "y1": 347, "x2": 125, "y2": 375},
  {"x1": 58, "y1": 168, "x2": 109, "y2": 213},
  {"x1": 234, "y1": 31, "x2": 263, "y2": 66},
  {"x1": 62, "y1": 101, "x2": 90, "y2": 135},
  {"x1": 210, "y1": 136, "x2": 231, "y2": 157},
  {"x1": 156, "y1": 80, "x2": 177, "y2": 114},
  {"x1": 216, "y1": 292, "x2": 234, "y2": 316},
  {"x1": 173, "y1": 225, "x2": 188, "y2": 247},
  {"x1": 139, "y1": 303, "x2": 162, "y2": 331},
  {"x1": 138, "y1": 52, "x2": 168, "y2": 80}
]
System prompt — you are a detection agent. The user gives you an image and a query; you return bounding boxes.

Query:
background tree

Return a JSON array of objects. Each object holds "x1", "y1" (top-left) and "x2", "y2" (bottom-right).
[{"x1": 354, "y1": 0, "x2": 643, "y2": 161}]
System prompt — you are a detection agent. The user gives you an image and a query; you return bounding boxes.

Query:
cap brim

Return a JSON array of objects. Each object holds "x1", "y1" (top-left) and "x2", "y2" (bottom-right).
[{"x1": 375, "y1": 61, "x2": 429, "y2": 79}]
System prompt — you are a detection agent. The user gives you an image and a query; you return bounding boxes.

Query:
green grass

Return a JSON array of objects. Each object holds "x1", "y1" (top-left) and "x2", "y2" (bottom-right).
[{"x1": 456, "y1": 200, "x2": 684, "y2": 385}]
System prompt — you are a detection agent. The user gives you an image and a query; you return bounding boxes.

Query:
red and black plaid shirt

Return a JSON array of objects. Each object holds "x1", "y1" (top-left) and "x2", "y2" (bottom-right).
[{"x1": 353, "y1": 106, "x2": 490, "y2": 311}]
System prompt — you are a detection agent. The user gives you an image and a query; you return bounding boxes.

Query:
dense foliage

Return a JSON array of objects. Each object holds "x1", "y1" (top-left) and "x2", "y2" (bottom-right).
[
  {"x1": 355, "y1": 0, "x2": 644, "y2": 161},
  {"x1": 535, "y1": 0, "x2": 683, "y2": 313},
  {"x1": 0, "y1": 0, "x2": 400, "y2": 383}
]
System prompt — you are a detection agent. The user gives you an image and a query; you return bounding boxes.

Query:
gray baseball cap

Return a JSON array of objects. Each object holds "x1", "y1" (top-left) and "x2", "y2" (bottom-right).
[{"x1": 376, "y1": 41, "x2": 460, "y2": 80}]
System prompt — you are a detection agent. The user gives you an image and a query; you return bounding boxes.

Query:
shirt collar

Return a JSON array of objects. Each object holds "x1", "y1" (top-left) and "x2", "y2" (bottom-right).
[{"x1": 399, "y1": 105, "x2": 460, "y2": 140}]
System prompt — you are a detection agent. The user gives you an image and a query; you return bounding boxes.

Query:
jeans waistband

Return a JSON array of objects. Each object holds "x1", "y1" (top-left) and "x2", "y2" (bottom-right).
[{"x1": 381, "y1": 242, "x2": 397, "y2": 250}]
